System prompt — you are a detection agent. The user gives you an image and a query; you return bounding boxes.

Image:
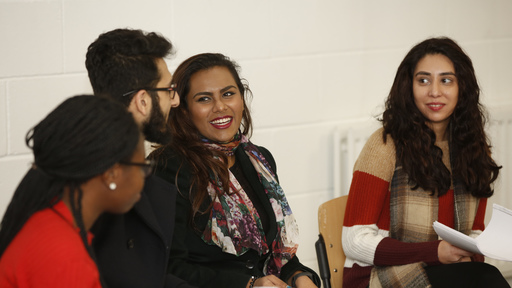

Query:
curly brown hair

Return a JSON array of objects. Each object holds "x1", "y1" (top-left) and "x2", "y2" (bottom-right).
[{"x1": 381, "y1": 37, "x2": 500, "y2": 197}]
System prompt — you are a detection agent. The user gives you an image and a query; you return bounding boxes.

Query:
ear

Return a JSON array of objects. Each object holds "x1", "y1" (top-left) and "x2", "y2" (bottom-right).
[
  {"x1": 101, "y1": 164, "x2": 122, "y2": 190},
  {"x1": 128, "y1": 90, "x2": 152, "y2": 123}
]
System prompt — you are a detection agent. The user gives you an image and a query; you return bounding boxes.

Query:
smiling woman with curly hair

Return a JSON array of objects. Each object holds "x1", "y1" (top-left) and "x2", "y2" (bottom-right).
[{"x1": 342, "y1": 37, "x2": 508, "y2": 288}]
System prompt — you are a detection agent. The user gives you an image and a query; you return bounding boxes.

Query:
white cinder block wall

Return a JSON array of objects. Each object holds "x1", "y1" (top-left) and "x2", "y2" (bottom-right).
[{"x1": 1, "y1": 0, "x2": 512, "y2": 275}]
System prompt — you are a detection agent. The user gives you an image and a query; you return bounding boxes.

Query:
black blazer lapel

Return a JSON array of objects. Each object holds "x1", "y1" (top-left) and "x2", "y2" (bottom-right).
[{"x1": 133, "y1": 175, "x2": 175, "y2": 242}]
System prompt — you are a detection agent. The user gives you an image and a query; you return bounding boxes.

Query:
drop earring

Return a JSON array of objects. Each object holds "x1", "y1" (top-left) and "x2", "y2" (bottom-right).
[{"x1": 109, "y1": 182, "x2": 117, "y2": 190}]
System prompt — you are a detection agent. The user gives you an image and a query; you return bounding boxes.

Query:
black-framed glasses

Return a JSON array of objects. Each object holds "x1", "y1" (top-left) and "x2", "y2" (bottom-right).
[
  {"x1": 122, "y1": 83, "x2": 177, "y2": 99},
  {"x1": 119, "y1": 159, "x2": 155, "y2": 178}
]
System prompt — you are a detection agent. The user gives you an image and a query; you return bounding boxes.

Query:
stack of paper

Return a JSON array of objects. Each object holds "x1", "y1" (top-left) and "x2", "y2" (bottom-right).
[{"x1": 433, "y1": 204, "x2": 512, "y2": 262}]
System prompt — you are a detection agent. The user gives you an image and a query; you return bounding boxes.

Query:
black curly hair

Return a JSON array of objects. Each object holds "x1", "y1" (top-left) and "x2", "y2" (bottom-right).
[{"x1": 381, "y1": 37, "x2": 500, "y2": 197}]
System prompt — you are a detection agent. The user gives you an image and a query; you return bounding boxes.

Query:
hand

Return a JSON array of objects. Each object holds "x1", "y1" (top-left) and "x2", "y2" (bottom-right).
[
  {"x1": 294, "y1": 274, "x2": 317, "y2": 288},
  {"x1": 437, "y1": 240, "x2": 475, "y2": 264},
  {"x1": 248, "y1": 275, "x2": 289, "y2": 288},
  {"x1": 286, "y1": 271, "x2": 317, "y2": 288}
]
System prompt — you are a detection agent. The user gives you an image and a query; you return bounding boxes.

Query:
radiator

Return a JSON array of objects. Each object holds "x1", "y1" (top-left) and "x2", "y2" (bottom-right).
[
  {"x1": 332, "y1": 122, "x2": 378, "y2": 198},
  {"x1": 484, "y1": 106, "x2": 512, "y2": 276},
  {"x1": 332, "y1": 105, "x2": 512, "y2": 276},
  {"x1": 487, "y1": 108, "x2": 512, "y2": 214}
]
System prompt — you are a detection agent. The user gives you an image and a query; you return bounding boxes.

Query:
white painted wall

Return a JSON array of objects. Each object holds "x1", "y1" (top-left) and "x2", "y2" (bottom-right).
[{"x1": 1, "y1": 0, "x2": 512, "y2": 275}]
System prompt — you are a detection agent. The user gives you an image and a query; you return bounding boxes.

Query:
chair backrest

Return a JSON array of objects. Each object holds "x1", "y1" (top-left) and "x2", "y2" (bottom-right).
[{"x1": 317, "y1": 195, "x2": 348, "y2": 288}]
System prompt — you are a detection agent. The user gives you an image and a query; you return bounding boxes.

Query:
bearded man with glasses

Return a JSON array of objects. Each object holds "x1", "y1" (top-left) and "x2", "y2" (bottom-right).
[{"x1": 85, "y1": 28, "x2": 196, "y2": 288}]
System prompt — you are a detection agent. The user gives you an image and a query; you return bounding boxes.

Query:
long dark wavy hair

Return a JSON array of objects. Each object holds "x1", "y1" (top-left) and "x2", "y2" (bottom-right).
[
  {"x1": 151, "y1": 53, "x2": 253, "y2": 220},
  {"x1": 0, "y1": 95, "x2": 139, "y2": 273},
  {"x1": 382, "y1": 37, "x2": 500, "y2": 197}
]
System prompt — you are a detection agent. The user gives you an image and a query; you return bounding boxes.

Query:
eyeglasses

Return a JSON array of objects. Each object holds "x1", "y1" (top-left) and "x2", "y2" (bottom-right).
[
  {"x1": 119, "y1": 159, "x2": 155, "y2": 178},
  {"x1": 122, "y1": 83, "x2": 177, "y2": 100}
]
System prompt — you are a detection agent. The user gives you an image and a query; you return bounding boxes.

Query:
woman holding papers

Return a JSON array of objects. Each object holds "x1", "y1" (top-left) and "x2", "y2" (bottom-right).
[{"x1": 342, "y1": 37, "x2": 509, "y2": 287}]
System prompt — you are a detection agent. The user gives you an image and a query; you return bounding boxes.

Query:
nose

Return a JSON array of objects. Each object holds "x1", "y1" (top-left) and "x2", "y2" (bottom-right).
[
  {"x1": 429, "y1": 81, "x2": 442, "y2": 97},
  {"x1": 213, "y1": 98, "x2": 227, "y2": 113}
]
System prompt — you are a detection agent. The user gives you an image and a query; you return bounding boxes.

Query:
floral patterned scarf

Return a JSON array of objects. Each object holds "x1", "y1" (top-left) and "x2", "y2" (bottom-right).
[{"x1": 201, "y1": 133, "x2": 299, "y2": 276}]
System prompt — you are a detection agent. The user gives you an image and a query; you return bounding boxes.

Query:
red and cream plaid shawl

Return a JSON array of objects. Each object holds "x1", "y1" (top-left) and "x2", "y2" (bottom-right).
[{"x1": 370, "y1": 151, "x2": 479, "y2": 288}]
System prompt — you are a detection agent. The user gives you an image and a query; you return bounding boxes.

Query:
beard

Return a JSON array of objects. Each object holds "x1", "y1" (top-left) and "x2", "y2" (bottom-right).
[{"x1": 142, "y1": 99, "x2": 172, "y2": 145}]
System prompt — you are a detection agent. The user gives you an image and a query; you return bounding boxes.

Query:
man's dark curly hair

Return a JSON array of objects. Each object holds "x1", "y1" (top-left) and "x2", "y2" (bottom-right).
[
  {"x1": 381, "y1": 37, "x2": 500, "y2": 197},
  {"x1": 85, "y1": 28, "x2": 173, "y2": 106}
]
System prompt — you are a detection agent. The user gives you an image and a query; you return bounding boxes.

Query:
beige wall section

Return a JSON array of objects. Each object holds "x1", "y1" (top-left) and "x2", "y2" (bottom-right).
[{"x1": 1, "y1": 0, "x2": 512, "y2": 274}]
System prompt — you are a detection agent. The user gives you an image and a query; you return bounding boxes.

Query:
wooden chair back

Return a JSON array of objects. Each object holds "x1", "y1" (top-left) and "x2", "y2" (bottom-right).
[{"x1": 317, "y1": 195, "x2": 348, "y2": 288}]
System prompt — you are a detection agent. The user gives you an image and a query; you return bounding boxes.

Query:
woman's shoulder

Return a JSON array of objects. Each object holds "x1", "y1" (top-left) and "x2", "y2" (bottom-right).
[
  {"x1": 247, "y1": 143, "x2": 276, "y2": 168},
  {"x1": 149, "y1": 146, "x2": 179, "y2": 161},
  {"x1": 365, "y1": 127, "x2": 395, "y2": 151},
  {"x1": 0, "y1": 211, "x2": 100, "y2": 287},
  {"x1": 3, "y1": 206, "x2": 93, "y2": 262},
  {"x1": 149, "y1": 146, "x2": 194, "y2": 187},
  {"x1": 354, "y1": 127, "x2": 396, "y2": 181},
  {"x1": 254, "y1": 144, "x2": 273, "y2": 158},
  {"x1": 150, "y1": 147, "x2": 187, "y2": 170}
]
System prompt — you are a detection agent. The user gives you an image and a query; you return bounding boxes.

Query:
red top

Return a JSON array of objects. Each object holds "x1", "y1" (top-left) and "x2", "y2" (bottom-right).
[{"x1": 0, "y1": 201, "x2": 102, "y2": 288}]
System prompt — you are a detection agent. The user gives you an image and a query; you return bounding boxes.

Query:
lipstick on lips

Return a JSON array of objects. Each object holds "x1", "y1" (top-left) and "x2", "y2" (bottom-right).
[
  {"x1": 209, "y1": 116, "x2": 233, "y2": 129},
  {"x1": 427, "y1": 102, "x2": 445, "y2": 112}
]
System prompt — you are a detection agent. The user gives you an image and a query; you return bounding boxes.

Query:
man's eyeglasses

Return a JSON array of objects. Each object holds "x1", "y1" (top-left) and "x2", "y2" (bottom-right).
[
  {"x1": 119, "y1": 159, "x2": 155, "y2": 178},
  {"x1": 122, "y1": 84, "x2": 177, "y2": 99}
]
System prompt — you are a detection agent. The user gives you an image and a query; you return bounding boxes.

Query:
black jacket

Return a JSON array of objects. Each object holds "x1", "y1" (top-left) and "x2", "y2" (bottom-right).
[
  {"x1": 91, "y1": 175, "x2": 197, "y2": 288},
  {"x1": 153, "y1": 146, "x2": 320, "y2": 288}
]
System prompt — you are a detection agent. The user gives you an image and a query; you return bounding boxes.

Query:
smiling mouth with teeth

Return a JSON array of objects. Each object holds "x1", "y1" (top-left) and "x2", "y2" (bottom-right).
[
  {"x1": 426, "y1": 103, "x2": 445, "y2": 112},
  {"x1": 210, "y1": 117, "x2": 233, "y2": 126}
]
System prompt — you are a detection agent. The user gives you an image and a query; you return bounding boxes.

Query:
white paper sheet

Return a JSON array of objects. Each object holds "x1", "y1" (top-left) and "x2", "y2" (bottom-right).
[{"x1": 433, "y1": 204, "x2": 512, "y2": 262}]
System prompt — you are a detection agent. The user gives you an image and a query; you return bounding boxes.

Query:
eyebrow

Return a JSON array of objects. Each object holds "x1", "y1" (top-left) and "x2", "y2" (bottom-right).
[
  {"x1": 220, "y1": 85, "x2": 237, "y2": 93},
  {"x1": 415, "y1": 71, "x2": 456, "y2": 77},
  {"x1": 192, "y1": 85, "x2": 238, "y2": 99}
]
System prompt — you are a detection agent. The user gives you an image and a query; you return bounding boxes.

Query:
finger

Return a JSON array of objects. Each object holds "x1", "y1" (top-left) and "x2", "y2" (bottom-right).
[
  {"x1": 452, "y1": 245, "x2": 475, "y2": 256},
  {"x1": 461, "y1": 256, "x2": 472, "y2": 262},
  {"x1": 267, "y1": 278, "x2": 289, "y2": 288},
  {"x1": 266, "y1": 275, "x2": 285, "y2": 284},
  {"x1": 454, "y1": 250, "x2": 474, "y2": 259},
  {"x1": 257, "y1": 276, "x2": 288, "y2": 288},
  {"x1": 454, "y1": 255, "x2": 471, "y2": 263}
]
